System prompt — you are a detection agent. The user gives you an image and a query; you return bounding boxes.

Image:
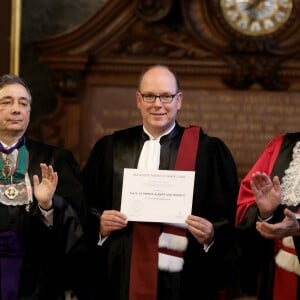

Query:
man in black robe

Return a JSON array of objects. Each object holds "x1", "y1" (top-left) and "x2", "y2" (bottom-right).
[
  {"x1": 0, "y1": 74, "x2": 88, "y2": 300},
  {"x1": 83, "y1": 65, "x2": 239, "y2": 300}
]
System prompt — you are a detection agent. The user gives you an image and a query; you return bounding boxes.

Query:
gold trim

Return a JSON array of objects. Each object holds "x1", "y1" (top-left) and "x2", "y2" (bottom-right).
[{"x1": 10, "y1": 0, "x2": 22, "y2": 75}]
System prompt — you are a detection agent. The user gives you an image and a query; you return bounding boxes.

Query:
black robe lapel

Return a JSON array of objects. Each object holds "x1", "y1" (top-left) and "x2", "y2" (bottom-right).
[{"x1": 112, "y1": 126, "x2": 146, "y2": 210}]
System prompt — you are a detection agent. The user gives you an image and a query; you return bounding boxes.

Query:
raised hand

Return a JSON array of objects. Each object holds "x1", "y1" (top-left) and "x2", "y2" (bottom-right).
[
  {"x1": 33, "y1": 163, "x2": 58, "y2": 210},
  {"x1": 250, "y1": 171, "x2": 281, "y2": 219}
]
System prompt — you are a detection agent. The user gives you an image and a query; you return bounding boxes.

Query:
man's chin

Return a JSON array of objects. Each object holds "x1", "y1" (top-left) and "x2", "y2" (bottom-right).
[{"x1": 7, "y1": 127, "x2": 26, "y2": 134}]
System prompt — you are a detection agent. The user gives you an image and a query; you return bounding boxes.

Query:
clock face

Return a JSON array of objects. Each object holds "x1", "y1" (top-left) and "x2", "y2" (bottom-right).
[{"x1": 220, "y1": 0, "x2": 293, "y2": 36}]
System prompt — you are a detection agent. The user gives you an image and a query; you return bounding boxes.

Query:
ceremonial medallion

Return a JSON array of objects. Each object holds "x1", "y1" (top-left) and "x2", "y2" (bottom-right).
[
  {"x1": 2, "y1": 157, "x2": 13, "y2": 179},
  {"x1": 4, "y1": 185, "x2": 19, "y2": 200}
]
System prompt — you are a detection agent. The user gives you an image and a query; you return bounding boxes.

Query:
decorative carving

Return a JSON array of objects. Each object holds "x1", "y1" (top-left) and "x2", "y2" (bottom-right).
[
  {"x1": 32, "y1": 0, "x2": 300, "y2": 163},
  {"x1": 135, "y1": 0, "x2": 172, "y2": 22},
  {"x1": 35, "y1": 0, "x2": 300, "y2": 90},
  {"x1": 181, "y1": 0, "x2": 300, "y2": 90},
  {"x1": 55, "y1": 72, "x2": 80, "y2": 98},
  {"x1": 223, "y1": 55, "x2": 289, "y2": 90}
]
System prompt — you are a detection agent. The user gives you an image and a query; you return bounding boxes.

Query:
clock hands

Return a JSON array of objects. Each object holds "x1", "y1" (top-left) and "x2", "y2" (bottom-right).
[
  {"x1": 245, "y1": 0, "x2": 260, "y2": 20},
  {"x1": 242, "y1": 0, "x2": 275, "y2": 20}
]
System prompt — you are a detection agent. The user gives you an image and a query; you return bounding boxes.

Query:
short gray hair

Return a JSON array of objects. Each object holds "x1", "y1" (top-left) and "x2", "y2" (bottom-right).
[{"x1": 0, "y1": 74, "x2": 32, "y2": 103}]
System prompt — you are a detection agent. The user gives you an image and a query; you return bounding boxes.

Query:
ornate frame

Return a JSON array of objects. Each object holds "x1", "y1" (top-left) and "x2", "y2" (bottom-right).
[{"x1": 10, "y1": 0, "x2": 21, "y2": 74}]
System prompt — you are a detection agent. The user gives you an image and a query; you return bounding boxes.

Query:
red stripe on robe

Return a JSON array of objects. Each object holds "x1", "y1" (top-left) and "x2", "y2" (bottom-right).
[
  {"x1": 236, "y1": 133, "x2": 300, "y2": 299},
  {"x1": 129, "y1": 126, "x2": 200, "y2": 300},
  {"x1": 236, "y1": 134, "x2": 284, "y2": 224}
]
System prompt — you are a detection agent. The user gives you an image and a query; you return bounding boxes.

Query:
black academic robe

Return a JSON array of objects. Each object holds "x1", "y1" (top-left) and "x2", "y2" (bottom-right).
[
  {"x1": 0, "y1": 137, "x2": 88, "y2": 300},
  {"x1": 236, "y1": 132, "x2": 300, "y2": 300},
  {"x1": 83, "y1": 123, "x2": 239, "y2": 300}
]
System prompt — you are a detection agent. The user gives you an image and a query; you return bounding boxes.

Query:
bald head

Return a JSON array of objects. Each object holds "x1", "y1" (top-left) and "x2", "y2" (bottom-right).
[{"x1": 138, "y1": 65, "x2": 180, "y2": 92}]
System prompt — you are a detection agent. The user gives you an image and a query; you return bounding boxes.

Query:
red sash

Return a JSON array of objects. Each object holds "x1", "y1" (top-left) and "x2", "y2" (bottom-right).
[{"x1": 129, "y1": 126, "x2": 200, "y2": 300}]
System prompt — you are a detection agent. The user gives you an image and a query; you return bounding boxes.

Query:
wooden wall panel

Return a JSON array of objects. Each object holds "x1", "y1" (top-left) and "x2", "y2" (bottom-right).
[{"x1": 79, "y1": 84, "x2": 300, "y2": 179}]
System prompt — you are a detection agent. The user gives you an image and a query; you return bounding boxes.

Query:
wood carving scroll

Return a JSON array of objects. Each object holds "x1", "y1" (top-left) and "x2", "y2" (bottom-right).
[
  {"x1": 180, "y1": 0, "x2": 300, "y2": 90},
  {"x1": 117, "y1": 0, "x2": 300, "y2": 90},
  {"x1": 135, "y1": 0, "x2": 172, "y2": 22},
  {"x1": 34, "y1": 0, "x2": 300, "y2": 90}
]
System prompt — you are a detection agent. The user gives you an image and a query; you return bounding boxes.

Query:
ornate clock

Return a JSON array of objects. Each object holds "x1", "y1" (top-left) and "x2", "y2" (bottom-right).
[{"x1": 220, "y1": 0, "x2": 293, "y2": 36}]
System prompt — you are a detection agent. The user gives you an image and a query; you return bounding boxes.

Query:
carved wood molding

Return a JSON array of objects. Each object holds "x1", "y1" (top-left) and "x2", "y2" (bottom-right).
[
  {"x1": 32, "y1": 0, "x2": 300, "y2": 158},
  {"x1": 181, "y1": 0, "x2": 300, "y2": 90},
  {"x1": 34, "y1": 0, "x2": 300, "y2": 90}
]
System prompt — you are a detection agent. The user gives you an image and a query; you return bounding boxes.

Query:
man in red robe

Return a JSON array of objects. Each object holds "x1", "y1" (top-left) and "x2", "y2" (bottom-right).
[{"x1": 236, "y1": 132, "x2": 300, "y2": 300}]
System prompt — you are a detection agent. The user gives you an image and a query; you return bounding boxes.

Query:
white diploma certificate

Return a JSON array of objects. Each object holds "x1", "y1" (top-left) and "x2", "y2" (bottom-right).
[{"x1": 120, "y1": 168, "x2": 195, "y2": 223}]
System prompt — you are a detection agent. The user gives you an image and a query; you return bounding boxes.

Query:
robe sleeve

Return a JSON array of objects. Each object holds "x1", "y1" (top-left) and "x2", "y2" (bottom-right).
[{"x1": 236, "y1": 134, "x2": 284, "y2": 224}]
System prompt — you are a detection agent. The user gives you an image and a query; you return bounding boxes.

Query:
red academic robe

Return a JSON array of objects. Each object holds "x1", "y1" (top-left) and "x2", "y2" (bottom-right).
[{"x1": 236, "y1": 133, "x2": 300, "y2": 300}]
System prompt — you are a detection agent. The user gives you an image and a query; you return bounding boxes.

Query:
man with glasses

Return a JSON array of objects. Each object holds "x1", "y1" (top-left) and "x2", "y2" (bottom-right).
[{"x1": 82, "y1": 64, "x2": 240, "y2": 300}]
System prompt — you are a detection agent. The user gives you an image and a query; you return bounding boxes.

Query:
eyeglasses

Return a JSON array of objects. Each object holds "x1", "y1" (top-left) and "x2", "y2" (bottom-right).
[{"x1": 139, "y1": 92, "x2": 179, "y2": 103}]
